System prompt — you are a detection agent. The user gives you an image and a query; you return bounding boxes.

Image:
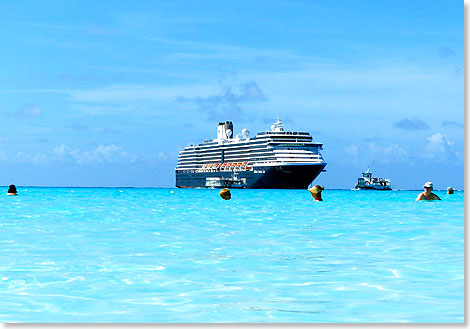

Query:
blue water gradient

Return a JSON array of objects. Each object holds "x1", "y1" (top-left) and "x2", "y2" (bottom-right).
[{"x1": 0, "y1": 188, "x2": 464, "y2": 323}]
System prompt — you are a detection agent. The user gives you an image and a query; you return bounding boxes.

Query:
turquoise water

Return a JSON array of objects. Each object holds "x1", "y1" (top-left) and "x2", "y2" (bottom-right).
[{"x1": 0, "y1": 187, "x2": 464, "y2": 323}]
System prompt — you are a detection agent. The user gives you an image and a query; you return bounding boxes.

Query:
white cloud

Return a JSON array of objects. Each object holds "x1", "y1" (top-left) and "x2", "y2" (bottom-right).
[
  {"x1": 4, "y1": 144, "x2": 138, "y2": 166},
  {"x1": 14, "y1": 151, "x2": 47, "y2": 165},
  {"x1": 8, "y1": 49, "x2": 461, "y2": 123},
  {"x1": 233, "y1": 62, "x2": 462, "y2": 121},
  {"x1": 53, "y1": 144, "x2": 137, "y2": 164},
  {"x1": 52, "y1": 144, "x2": 72, "y2": 156},
  {"x1": 144, "y1": 36, "x2": 315, "y2": 64},
  {"x1": 344, "y1": 145, "x2": 358, "y2": 158},
  {"x1": 5, "y1": 39, "x2": 461, "y2": 128},
  {"x1": 342, "y1": 133, "x2": 463, "y2": 169},
  {"x1": 68, "y1": 84, "x2": 218, "y2": 104},
  {"x1": 424, "y1": 133, "x2": 457, "y2": 162},
  {"x1": 19, "y1": 105, "x2": 43, "y2": 117},
  {"x1": 15, "y1": 152, "x2": 28, "y2": 163},
  {"x1": 157, "y1": 152, "x2": 168, "y2": 161},
  {"x1": 65, "y1": 84, "x2": 221, "y2": 116},
  {"x1": 177, "y1": 81, "x2": 267, "y2": 121},
  {"x1": 368, "y1": 142, "x2": 408, "y2": 158},
  {"x1": 343, "y1": 141, "x2": 408, "y2": 165},
  {"x1": 31, "y1": 153, "x2": 48, "y2": 165}
]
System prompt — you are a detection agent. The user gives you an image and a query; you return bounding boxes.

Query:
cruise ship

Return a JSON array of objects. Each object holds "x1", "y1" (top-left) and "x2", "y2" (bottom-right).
[{"x1": 175, "y1": 119, "x2": 327, "y2": 189}]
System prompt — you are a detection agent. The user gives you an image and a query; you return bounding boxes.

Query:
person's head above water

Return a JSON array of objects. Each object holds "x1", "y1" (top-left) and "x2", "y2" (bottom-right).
[
  {"x1": 416, "y1": 181, "x2": 441, "y2": 201},
  {"x1": 220, "y1": 188, "x2": 231, "y2": 200},
  {"x1": 308, "y1": 185, "x2": 324, "y2": 201},
  {"x1": 7, "y1": 185, "x2": 17, "y2": 195},
  {"x1": 423, "y1": 182, "x2": 433, "y2": 190}
]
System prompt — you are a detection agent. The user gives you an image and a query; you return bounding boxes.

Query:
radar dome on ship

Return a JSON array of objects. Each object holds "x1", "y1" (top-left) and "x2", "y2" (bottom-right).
[{"x1": 241, "y1": 128, "x2": 250, "y2": 138}]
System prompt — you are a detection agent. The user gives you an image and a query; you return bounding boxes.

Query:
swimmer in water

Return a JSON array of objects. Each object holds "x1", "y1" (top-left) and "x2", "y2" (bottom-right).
[
  {"x1": 308, "y1": 185, "x2": 324, "y2": 201},
  {"x1": 220, "y1": 188, "x2": 231, "y2": 200},
  {"x1": 7, "y1": 185, "x2": 17, "y2": 195},
  {"x1": 416, "y1": 182, "x2": 441, "y2": 201}
]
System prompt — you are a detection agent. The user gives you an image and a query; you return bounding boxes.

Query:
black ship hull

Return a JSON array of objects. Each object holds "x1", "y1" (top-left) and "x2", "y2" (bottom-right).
[{"x1": 176, "y1": 163, "x2": 326, "y2": 189}]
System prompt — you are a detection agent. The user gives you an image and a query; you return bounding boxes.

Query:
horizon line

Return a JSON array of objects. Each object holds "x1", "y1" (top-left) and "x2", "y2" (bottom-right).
[{"x1": 0, "y1": 186, "x2": 463, "y2": 192}]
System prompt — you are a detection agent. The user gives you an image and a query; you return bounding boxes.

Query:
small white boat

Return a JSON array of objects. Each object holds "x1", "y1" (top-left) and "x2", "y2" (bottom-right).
[
  {"x1": 205, "y1": 173, "x2": 247, "y2": 189},
  {"x1": 355, "y1": 168, "x2": 391, "y2": 190}
]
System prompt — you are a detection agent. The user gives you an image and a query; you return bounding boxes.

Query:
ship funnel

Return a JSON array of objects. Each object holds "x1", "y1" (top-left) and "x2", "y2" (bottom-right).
[{"x1": 217, "y1": 121, "x2": 233, "y2": 140}]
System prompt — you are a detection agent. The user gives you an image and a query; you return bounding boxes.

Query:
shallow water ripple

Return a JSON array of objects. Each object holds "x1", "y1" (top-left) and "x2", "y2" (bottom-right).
[{"x1": 0, "y1": 188, "x2": 463, "y2": 322}]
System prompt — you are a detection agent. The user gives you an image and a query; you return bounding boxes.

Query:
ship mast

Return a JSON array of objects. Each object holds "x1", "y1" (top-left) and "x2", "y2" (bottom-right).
[{"x1": 271, "y1": 117, "x2": 284, "y2": 132}]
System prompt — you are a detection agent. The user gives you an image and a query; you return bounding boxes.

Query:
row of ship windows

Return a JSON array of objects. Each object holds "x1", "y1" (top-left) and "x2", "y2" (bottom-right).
[
  {"x1": 179, "y1": 146, "x2": 320, "y2": 158},
  {"x1": 183, "y1": 137, "x2": 313, "y2": 151},
  {"x1": 258, "y1": 131, "x2": 310, "y2": 135},
  {"x1": 180, "y1": 145, "x2": 318, "y2": 155},
  {"x1": 178, "y1": 151, "x2": 320, "y2": 162},
  {"x1": 186, "y1": 145, "x2": 318, "y2": 153},
  {"x1": 179, "y1": 156, "x2": 273, "y2": 164},
  {"x1": 177, "y1": 155, "x2": 323, "y2": 166},
  {"x1": 177, "y1": 156, "x2": 276, "y2": 165},
  {"x1": 194, "y1": 134, "x2": 312, "y2": 142},
  {"x1": 181, "y1": 143, "x2": 317, "y2": 154},
  {"x1": 179, "y1": 151, "x2": 319, "y2": 162},
  {"x1": 181, "y1": 145, "x2": 271, "y2": 155},
  {"x1": 179, "y1": 148, "x2": 270, "y2": 158},
  {"x1": 177, "y1": 154, "x2": 322, "y2": 163},
  {"x1": 178, "y1": 151, "x2": 321, "y2": 158},
  {"x1": 180, "y1": 147, "x2": 273, "y2": 156},
  {"x1": 185, "y1": 139, "x2": 271, "y2": 150},
  {"x1": 178, "y1": 148, "x2": 272, "y2": 158},
  {"x1": 176, "y1": 159, "x2": 322, "y2": 170}
]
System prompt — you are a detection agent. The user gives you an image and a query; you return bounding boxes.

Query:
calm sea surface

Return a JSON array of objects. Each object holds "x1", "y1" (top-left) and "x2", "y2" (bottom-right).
[{"x1": 0, "y1": 187, "x2": 464, "y2": 323}]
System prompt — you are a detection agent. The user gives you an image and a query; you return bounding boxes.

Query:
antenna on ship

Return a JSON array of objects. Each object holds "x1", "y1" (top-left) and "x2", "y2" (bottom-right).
[{"x1": 271, "y1": 116, "x2": 284, "y2": 132}]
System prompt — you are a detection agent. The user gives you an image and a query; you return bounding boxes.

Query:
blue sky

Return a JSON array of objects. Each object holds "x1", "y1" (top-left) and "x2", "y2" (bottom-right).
[{"x1": 0, "y1": 1, "x2": 463, "y2": 189}]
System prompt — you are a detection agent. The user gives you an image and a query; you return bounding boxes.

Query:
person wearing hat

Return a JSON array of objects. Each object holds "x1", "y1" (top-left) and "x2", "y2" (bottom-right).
[
  {"x1": 220, "y1": 188, "x2": 231, "y2": 200},
  {"x1": 447, "y1": 187, "x2": 454, "y2": 195},
  {"x1": 416, "y1": 182, "x2": 441, "y2": 201},
  {"x1": 308, "y1": 185, "x2": 324, "y2": 201}
]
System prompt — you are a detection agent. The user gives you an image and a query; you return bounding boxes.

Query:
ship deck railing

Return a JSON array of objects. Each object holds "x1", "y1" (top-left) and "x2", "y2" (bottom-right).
[
  {"x1": 257, "y1": 131, "x2": 310, "y2": 136},
  {"x1": 196, "y1": 166, "x2": 251, "y2": 173}
]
